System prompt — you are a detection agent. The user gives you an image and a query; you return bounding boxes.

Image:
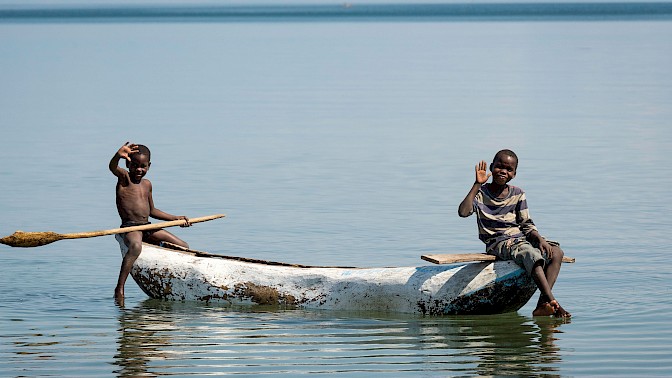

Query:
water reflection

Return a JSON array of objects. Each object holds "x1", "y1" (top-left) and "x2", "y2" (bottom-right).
[
  {"x1": 113, "y1": 300, "x2": 567, "y2": 376},
  {"x1": 113, "y1": 300, "x2": 178, "y2": 377},
  {"x1": 417, "y1": 313, "x2": 567, "y2": 376}
]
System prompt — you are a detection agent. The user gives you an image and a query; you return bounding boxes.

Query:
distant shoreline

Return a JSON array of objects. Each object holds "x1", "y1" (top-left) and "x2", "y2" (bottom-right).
[{"x1": 2, "y1": 2, "x2": 672, "y2": 23}]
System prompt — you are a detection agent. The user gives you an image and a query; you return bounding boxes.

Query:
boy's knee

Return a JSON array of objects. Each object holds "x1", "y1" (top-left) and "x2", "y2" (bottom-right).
[
  {"x1": 170, "y1": 237, "x2": 188, "y2": 249},
  {"x1": 530, "y1": 259, "x2": 546, "y2": 276},
  {"x1": 553, "y1": 246, "x2": 564, "y2": 261},
  {"x1": 127, "y1": 241, "x2": 143, "y2": 256},
  {"x1": 164, "y1": 238, "x2": 188, "y2": 249}
]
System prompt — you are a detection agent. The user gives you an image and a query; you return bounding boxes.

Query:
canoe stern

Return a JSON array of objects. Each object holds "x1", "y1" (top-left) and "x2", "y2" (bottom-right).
[{"x1": 413, "y1": 261, "x2": 537, "y2": 315}]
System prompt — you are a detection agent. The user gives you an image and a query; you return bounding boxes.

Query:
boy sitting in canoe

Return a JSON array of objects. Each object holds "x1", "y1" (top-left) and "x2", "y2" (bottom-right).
[
  {"x1": 458, "y1": 149, "x2": 571, "y2": 318},
  {"x1": 109, "y1": 142, "x2": 190, "y2": 302}
]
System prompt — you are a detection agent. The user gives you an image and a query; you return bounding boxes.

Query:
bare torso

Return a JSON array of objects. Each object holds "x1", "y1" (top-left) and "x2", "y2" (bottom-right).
[{"x1": 116, "y1": 179, "x2": 151, "y2": 225}]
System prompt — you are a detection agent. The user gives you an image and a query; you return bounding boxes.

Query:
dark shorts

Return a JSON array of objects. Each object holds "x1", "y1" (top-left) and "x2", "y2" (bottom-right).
[
  {"x1": 120, "y1": 221, "x2": 158, "y2": 238},
  {"x1": 490, "y1": 237, "x2": 560, "y2": 274}
]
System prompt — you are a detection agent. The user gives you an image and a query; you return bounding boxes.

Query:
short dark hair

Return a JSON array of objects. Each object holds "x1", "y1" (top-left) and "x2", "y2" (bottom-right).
[
  {"x1": 493, "y1": 149, "x2": 518, "y2": 167},
  {"x1": 132, "y1": 144, "x2": 151, "y2": 161}
]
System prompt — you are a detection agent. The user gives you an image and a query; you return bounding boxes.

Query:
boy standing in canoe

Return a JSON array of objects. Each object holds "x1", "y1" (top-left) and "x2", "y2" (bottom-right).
[
  {"x1": 109, "y1": 142, "x2": 190, "y2": 301},
  {"x1": 458, "y1": 149, "x2": 571, "y2": 318}
]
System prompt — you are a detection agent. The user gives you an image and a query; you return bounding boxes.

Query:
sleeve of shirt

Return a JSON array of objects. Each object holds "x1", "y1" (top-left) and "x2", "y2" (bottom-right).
[{"x1": 466, "y1": 189, "x2": 483, "y2": 217}]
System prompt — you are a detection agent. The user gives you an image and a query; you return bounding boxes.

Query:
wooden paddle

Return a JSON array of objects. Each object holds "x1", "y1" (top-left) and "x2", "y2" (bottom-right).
[
  {"x1": 0, "y1": 214, "x2": 225, "y2": 248},
  {"x1": 421, "y1": 253, "x2": 575, "y2": 264}
]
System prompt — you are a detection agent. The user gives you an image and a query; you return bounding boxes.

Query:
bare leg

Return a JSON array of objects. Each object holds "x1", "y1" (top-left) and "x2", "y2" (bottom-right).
[
  {"x1": 146, "y1": 229, "x2": 189, "y2": 249},
  {"x1": 536, "y1": 246, "x2": 564, "y2": 306},
  {"x1": 545, "y1": 246, "x2": 564, "y2": 287},
  {"x1": 115, "y1": 231, "x2": 143, "y2": 301},
  {"x1": 115, "y1": 229, "x2": 188, "y2": 305},
  {"x1": 532, "y1": 247, "x2": 571, "y2": 318},
  {"x1": 531, "y1": 262, "x2": 556, "y2": 316}
]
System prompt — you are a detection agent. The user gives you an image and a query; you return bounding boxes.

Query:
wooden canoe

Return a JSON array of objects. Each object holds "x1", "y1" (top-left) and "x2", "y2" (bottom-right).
[{"x1": 116, "y1": 236, "x2": 537, "y2": 315}]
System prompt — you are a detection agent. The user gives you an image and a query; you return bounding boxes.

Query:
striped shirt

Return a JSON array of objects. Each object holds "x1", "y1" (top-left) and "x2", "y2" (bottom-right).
[{"x1": 467, "y1": 184, "x2": 538, "y2": 252}]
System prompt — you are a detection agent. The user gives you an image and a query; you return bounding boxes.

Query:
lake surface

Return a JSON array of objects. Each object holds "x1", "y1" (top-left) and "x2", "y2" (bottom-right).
[{"x1": 1, "y1": 2, "x2": 671, "y2": 376}]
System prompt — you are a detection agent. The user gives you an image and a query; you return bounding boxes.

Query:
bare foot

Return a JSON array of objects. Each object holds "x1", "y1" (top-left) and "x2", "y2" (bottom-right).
[
  {"x1": 114, "y1": 288, "x2": 125, "y2": 307},
  {"x1": 553, "y1": 302, "x2": 571, "y2": 318},
  {"x1": 533, "y1": 301, "x2": 556, "y2": 316}
]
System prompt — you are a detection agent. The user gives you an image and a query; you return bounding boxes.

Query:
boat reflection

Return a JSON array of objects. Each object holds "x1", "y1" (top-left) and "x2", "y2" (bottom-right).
[{"x1": 112, "y1": 299, "x2": 568, "y2": 376}]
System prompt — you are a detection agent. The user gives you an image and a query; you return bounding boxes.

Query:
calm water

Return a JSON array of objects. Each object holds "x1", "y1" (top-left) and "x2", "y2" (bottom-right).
[{"x1": 1, "y1": 3, "x2": 671, "y2": 376}]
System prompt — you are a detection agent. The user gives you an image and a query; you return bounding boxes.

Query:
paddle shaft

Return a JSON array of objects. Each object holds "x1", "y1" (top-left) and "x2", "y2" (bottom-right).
[
  {"x1": 421, "y1": 253, "x2": 575, "y2": 265},
  {"x1": 0, "y1": 214, "x2": 225, "y2": 248},
  {"x1": 64, "y1": 214, "x2": 225, "y2": 239}
]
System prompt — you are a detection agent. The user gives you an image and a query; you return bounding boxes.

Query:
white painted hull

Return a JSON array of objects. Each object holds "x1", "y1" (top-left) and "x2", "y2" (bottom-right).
[{"x1": 116, "y1": 236, "x2": 537, "y2": 315}]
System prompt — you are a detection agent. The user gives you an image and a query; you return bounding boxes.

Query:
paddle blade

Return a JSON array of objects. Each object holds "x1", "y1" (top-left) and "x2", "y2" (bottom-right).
[{"x1": 0, "y1": 231, "x2": 64, "y2": 248}]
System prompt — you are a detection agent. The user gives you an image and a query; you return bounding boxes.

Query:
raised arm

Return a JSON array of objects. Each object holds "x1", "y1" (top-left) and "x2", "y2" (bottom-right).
[
  {"x1": 458, "y1": 160, "x2": 491, "y2": 217},
  {"x1": 109, "y1": 142, "x2": 139, "y2": 179}
]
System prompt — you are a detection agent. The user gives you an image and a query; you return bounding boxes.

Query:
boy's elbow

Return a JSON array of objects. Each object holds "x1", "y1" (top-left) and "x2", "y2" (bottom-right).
[{"x1": 457, "y1": 202, "x2": 472, "y2": 217}]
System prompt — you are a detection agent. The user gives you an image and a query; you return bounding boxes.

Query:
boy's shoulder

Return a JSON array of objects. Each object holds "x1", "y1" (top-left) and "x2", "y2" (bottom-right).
[{"x1": 508, "y1": 184, "x2": 525, "y2": 195}]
